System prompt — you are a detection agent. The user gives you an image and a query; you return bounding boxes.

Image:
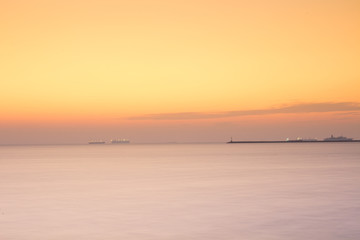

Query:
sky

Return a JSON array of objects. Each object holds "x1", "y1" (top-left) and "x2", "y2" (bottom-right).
[{"x1": 1, "y1": 0, "x2": 360, "y2": 144}]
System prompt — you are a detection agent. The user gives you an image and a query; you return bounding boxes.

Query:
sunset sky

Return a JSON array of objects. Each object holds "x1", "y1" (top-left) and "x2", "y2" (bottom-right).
[{"x1": 1, "y1": 0, "x2": 360, "y2": 144}]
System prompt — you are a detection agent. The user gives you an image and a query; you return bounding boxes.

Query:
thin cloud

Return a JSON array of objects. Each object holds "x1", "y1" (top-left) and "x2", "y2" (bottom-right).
[
  {"x1": 130, "y1": 102, "x2": 360, "y2": 120},
  {"x1": 334, "y1": 111, "x2": 360, "y2": 116}
]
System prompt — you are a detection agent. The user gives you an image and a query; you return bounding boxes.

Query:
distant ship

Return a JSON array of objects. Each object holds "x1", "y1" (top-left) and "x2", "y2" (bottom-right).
[
  {"x1": 110, "y1": 139, "x2": 130, "y2": 144},
  {"x1": 323, "y1": 135, "x2": 353, "y2": 142},
  {"x1": 88, "y1": 141, "x2": 106, "y2": 144}
]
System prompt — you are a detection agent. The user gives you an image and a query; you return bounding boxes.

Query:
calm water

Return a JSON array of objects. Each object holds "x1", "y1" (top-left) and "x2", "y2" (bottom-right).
[{"x1": 1, "y1": 143, "x2": 360, "y2": 240}]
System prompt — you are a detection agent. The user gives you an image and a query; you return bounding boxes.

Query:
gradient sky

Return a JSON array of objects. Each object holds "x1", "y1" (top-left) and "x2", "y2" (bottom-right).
[{"x1": 1, "y1": 0, "x2": 360, "y2": 144}]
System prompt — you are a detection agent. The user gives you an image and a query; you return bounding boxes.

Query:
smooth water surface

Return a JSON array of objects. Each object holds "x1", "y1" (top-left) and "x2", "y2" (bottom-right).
[{"x1": 1, "y1": 143, "x2": 360, "y2": 239}]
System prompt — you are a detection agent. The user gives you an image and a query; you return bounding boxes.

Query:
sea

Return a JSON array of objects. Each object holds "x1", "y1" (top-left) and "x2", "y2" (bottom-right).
[{"x1": 1, "y1": 143, "x2": 360, "y2": 240}]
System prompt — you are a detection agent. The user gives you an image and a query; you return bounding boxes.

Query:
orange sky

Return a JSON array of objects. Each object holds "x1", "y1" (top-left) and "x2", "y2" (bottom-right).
[{"x1": 1, "y1": 0, "x2": 360, "y2": 144}]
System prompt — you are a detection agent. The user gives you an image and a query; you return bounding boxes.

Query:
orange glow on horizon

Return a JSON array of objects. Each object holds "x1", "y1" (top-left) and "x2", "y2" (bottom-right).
[{"x1": 1, "y1": 0, "x2": 360, "y2": 143}]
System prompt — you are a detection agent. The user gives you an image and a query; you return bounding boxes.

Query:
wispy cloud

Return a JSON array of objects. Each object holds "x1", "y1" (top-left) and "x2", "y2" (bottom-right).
[
  {"x1": 130, "y1": 102, "x2": 360, "y2": 120},
  {"x1": 334, "y1": 111, "x2": 360, "y2": 116}
]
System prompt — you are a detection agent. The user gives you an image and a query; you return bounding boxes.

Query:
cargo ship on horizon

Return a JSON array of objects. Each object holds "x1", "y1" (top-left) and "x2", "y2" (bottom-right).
[
  {"x1": 88, "y1": 139, "x2": 130, "y2": 144},
  {"x1": 323, "y1": 135, "x2": 353, "y2": 142},
  {"x1": 88, "y1": 140, "x2": 106, "y2": 144},
  {"x1": 110, "y1": 139, "x2": 130, "y2": 144}
]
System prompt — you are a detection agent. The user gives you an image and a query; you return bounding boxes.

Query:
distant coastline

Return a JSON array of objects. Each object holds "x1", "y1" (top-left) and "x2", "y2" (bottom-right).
[
  {"x1": 227, "y1": 140, "x2": 360, "y2": 144},
  {"x1": 227, "y1": 135, "x2": 360, "y2": 144}
]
